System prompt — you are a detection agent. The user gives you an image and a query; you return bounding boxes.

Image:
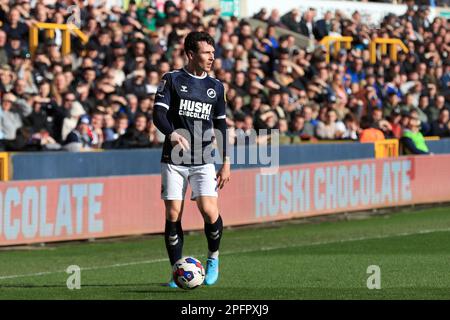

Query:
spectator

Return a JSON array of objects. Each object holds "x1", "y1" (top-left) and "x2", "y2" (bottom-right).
[
  {"x1": 383, "y1": 91, "x2": 401, "y2": 118},
  {"x1": 0, "y1": 29, "x2": 8, "y2": 66},
  {"x1": 278, "y1": 118, "x2": 290, "y2": 137},
  {"x1": 90, "y1": 111, "x2": 105, "y2": 149},
  {"x1": 314, "y1": 11, "x2": 333, "y2": 40},
  {"x1": 114, "y1": 113, "x2": 152, "y2": 149},
  {"x1": 53, "y1": 91, "x2": 77, "y2": 143},
  {"x1": 299, "y1": 9, "x2": 315, "y2": 40},
  {"x1": 114, "y1": 113, "x2": 130, "y2": 139},
  {"x1": 24, "y1": 96, "x2": 55, "y2": 138},
  {"x1": 2, "y1": 7, "x2": 28, "y2": 43},
  {"x1": 242, "y1": 94, "x2": 263, "y2": 117},
  {"x1": 387, "y1": 110, "x2": 403, "y2": 139},
  {"x1": 0, "y1": 92, "x2": 32, "y2": 140},
  {"x1": 280, "y1": 9, "x2": 302, "y2": 34},
  {"x1": 64, "y1": 115, "x2": 93, "y2": 152},
  {"x1": 103, "y1": 113, "x2": 117, "y2": 142},
  {"x1": 300, "y1": 105, "x2": 317, "y2": 137},
  {"x1": 221, "y1": 43, "x2": 235, "y2": 71},
  {"x1": 61, "y1": 101, "x2": 86, "y2": 142},
  {"x1": 316, "y1": 108, "x2": 346, "y2": 140},
  {"x1": 401, "y1": 113, "x2": 431, "y2": 155},
  {"x1": 430, "y1": 109, "x2": 450, "y2": 138},
  {"x1": 0, "y1": 1, "x2": 445, "y2": 152},
  {"x1": 254, "y1": 103, "x2": 278, "y2": 132},
  {"x1": 359, "y1": 116, "x2": 385, "y2": 143},
  {"x1": 342, "y1": 113, "x2": 360, "y2": 141},
  {"x1": 426, "y1": 95, "x2": 448, "y2": 123},
  {"x1": 289, "y1": 113, "x2": 316, "y2": 141},
  {"x1": 124, "y1": 69, "x2": 148, "y2": 100},
  {"x1": 268, "y1": 90, "x2": 287, "y2": 121},
  {"x1": 347, "y1": 58, "x2": 366, "y2": 84},
  {"x1": 0, "y1": 64, "x2": 15, "y2": 93}
]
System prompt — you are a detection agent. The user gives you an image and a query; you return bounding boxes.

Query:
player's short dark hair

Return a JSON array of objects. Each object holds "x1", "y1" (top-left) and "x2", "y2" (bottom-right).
[{"x1": 184, "y1": 31, "x2": 215, "y2": 54}]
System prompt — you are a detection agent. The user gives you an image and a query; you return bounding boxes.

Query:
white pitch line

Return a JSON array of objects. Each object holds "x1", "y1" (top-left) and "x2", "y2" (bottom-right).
[
  {"x1": 1, "y1": 227, "x2": 449, "y2": 281},
  {"x1": 0, "y1": 258, "x2": 169, "y2": 280}
]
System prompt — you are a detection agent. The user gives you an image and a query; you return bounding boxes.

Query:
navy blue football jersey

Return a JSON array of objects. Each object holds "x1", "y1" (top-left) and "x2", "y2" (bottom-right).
[{"x1": 154, "y1": 68, "x2": 227, "y2": 165}]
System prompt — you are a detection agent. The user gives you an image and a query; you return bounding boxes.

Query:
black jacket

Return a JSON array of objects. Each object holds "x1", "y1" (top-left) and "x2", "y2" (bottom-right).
[{"x1": 114, "y1": 127, "x2": 152, "y2": 149}]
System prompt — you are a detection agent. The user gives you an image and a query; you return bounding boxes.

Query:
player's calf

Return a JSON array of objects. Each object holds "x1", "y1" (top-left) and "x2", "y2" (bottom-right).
[{"x1": 164, "y1": 220, "x2": 184, "y2": 266}]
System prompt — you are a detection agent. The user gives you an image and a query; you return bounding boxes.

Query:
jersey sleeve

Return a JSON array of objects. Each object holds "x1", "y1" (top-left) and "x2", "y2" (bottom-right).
[
  {"x1": 154, "y1": 73, "x2": 172, "y2": 110},
  {"x1": 212, "y1": 82, "x2": 229, "y2": 161},
  {"x1": 213, "y1": 83, "x2": 227, "y2": 120}
]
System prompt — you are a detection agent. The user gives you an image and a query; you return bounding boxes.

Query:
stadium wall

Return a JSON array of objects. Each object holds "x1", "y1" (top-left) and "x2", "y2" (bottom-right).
[
  {"x1": 1, "y1": 154, "x2": 450, "y2": 246},
  {"x1": 10, "y1": 143, "x2": 375, "y2": 180},
  {"x1": 427, "y1": 139, "x2": 450, "y2": 155}
]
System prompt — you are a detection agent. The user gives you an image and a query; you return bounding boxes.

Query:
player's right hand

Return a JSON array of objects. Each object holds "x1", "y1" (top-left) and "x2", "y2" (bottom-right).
[{"x1": 170, "y1": 131, "x2": 190, "y2": 151}]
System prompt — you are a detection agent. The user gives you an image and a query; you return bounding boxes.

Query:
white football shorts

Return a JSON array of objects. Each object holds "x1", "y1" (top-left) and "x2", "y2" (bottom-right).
[{"x1": 161, "y1": 163, "x2": 218, "y2": 200}]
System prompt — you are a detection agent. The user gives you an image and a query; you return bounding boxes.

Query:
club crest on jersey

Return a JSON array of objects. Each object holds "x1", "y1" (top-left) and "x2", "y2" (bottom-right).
[
  {"x1": 157, "y1": 79, "x2": 166, "y2": 93},
  {"x1": 181, "y1": 85, "x2": 188, "y2": 92},
  {"x1": 207, "y1": 88, "x2": 216, "y2": 99}
]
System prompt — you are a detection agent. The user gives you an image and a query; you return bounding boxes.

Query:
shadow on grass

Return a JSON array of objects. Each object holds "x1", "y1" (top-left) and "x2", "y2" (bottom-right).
[
  {"x1": 0, "y1": 282, "x2": 176, "y2": 289},
  {"x1": 2, "y1": 285, "x2": 450, "y2": 299}
]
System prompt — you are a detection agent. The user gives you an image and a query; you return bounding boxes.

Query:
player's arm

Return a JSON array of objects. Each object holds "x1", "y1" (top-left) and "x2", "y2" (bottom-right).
[
  {"x1": 153, "y1": 73, "x2": 189, "y2": 151},
  {"x1": 213, "y1": 84, "x2": 231, "y2": 189}
]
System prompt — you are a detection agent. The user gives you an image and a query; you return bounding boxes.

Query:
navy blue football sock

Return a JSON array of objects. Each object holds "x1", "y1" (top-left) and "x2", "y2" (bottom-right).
[
  {"x1": 165, "y1": 220, "x2": 183, "y2": 266},
  {"x1": 204, "y1": 215, "x2": 223, "y2": 254},
  {"x1": 176, "y1": 220, "x2": 184, "y2": 247}
]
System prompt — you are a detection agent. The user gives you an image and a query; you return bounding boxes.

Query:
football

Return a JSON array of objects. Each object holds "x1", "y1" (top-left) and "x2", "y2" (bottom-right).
[{"x1": 172, "y1": 257, "x2": 205, "y2": 290}]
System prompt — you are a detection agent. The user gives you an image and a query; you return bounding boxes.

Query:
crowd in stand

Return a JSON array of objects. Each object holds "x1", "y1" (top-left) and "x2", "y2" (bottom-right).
[{"x1": 0, "y1": 0, "x2": 448, "y2": 153}]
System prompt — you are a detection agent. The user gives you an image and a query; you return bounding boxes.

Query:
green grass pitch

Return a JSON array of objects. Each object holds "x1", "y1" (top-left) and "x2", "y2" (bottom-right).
[{"x1": 1, "y1": 205, "x2": 450, "y2": 300}]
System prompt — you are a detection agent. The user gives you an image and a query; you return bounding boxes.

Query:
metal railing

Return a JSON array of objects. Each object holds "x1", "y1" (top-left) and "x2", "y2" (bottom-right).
[
  {"x1": 370, "y1": 38, "x2": 409, "y2": 64},
  {"x1": 319, "y1": 36, "x2": 408, "y2": 65},
  {"x1": 374, "y1": 139, "x2": 399, "y2": 159},
  {"x1": 29, "y1": 22, "x2": 89, "y2": 57},
  {"x1": 319, "y1": 36, "x2": 353, "y2": 63},
  {"x1": 0, "y1": 152, "x2": 10, "y2": 181}
]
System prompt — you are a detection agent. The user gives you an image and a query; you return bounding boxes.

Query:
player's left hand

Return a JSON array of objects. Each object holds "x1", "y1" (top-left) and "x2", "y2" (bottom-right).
[{"x1": 216, "y1": 162, "x2": 231, "y2": 190}]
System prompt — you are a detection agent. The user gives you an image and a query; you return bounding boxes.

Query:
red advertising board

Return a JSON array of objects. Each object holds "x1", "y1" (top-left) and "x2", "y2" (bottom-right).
[{"x1": 1, "y1": 155, "x2": 450, "y2": 246}]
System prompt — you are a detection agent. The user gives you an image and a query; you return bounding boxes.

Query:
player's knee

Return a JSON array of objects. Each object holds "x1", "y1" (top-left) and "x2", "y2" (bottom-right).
[
  {"x1": 166, "y1": 207, "x2": 182, "y2": 222},
  {"x1": 199, "y1": 206, "x2": 219, "y2": 224}
]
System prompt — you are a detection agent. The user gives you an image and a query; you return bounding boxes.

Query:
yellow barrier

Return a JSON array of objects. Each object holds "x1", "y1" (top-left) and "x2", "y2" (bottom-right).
[
  {"x1": 29, "y1": 23, "x2": 89, "y2": 57},
  {"x1": 425, "y1": 136, "x2": 440, "y2": 141},
  {"x1": 374, "y1": 139, "x2": 399, "y2": 159},
  {"x1": 319, "y1": 36, "x2": 353, "y2": 63},
  {"x1": 0, "y1": 152, "x2": 10, "y2": 181},
  {"x1": 370, "y1": 38, "x2": 409, "y2": 64}
]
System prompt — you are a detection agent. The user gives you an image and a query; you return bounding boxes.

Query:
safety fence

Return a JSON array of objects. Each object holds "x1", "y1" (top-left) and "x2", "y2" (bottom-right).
[
  {"x1": 29, "y1": 22, "x2": 89, "y2": 57},
  {"x1": 374, "y1": 139, "x2": 399, "y2": 159},
  {"x1": 1, "y1": 139, "x2": 449, "y2": 181},
  {"x1": 320, "y1": 37, "x2": 409, "y2": 64},
  {"x1": 3, "y1": 143, "x2": 375, "y2": 181}
]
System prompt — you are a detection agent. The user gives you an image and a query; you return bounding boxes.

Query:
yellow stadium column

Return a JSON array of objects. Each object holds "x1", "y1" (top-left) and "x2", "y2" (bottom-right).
[
  {"x1": 390, "y1": 44, "x2": 398, "y2": 62},
  {"x1": 325, "y1": 41, "x2": 330, "y2": 63},
  {"x1": 370, "y1": 40, "x2": 377, "y2": 64},
  {"x1": 381, "y1": 43, "x2": 387, "y2": 56},
  {"x1": 0, "y1": 152, "x2": 10, "y2": 181},
  {"x1": 62, "y1": 29, "x2": 71, "y2": 56},
  {"x1": 46, "y1": 28, "x2": 55, "y2": 40},
  {"x1": 29, "y1": 25, "x2": 39, "y2": 57},
  {"x1": 345, "y1": 39, "x2": 351, "y2": 49},
  {"x1": 334, "y1": 40, "x2": 341, "y2": 58}
]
